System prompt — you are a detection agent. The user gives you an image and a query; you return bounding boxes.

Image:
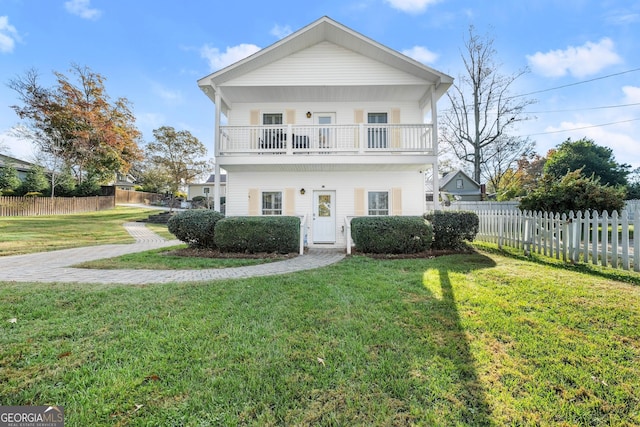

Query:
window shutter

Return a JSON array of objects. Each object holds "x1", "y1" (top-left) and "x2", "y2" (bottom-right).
[
  {"x1": 354, "y1": 188, "x2": 365, "y2": 216},
  {"x1": 284, "y1": 188, "x2": 295, "y2": 215},
  {"x1": 354, "y1": 109, "x2": 364, "y2": 124},
  {"x1": 392, "y1": 187, "x2": 402, "y2": 215},
  {"x1": 248, "y1": 188, "x2": 259, "y2": 215},
  {"x1": 250, "y1": 110, "x2": 260, "y2": 125},
  {"x1": 286, "y1": 109, "x2": 296, "y2": 125},
  {"x1": 391, "y1": 108, "x2": 401, "y2": 148}
]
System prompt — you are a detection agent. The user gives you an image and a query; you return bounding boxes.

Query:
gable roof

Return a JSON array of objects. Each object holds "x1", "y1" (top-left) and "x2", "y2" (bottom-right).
[
  {"x1": 0, "y1": 153, "x2": 36, "y2": 172},
  {"x1": 440, "y1": 169, "x2": 480, "y2": 188},
  {"x1": 198, "y1": 16, "x2": 453, "y2": 114}
]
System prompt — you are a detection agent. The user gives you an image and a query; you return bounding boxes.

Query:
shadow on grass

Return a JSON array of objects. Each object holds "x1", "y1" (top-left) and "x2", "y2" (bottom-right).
[
  {"x1": 474, "y1": 242, "x2": 640, "y2": 286},
  {"x1": 421, "y1": 254, "x2": 496, "y2": 426}
]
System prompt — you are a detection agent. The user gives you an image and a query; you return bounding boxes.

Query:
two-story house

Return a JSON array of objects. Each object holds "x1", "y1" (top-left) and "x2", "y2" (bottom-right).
[{"x1": 197, "y1": 16, "x2": 453, "y2": 250}]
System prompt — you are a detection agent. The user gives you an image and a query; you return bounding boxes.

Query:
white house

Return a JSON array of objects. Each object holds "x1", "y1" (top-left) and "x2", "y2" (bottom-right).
[{"x1": 197, "y1": 16, "x2": 453, "y2": 250}]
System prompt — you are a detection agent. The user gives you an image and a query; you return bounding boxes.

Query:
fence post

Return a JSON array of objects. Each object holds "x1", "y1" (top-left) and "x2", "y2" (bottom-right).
[
  {"x1": 621, "y1": 210, "x2": 629, "y2": 271},
  {"x1": 611, "y1": 210, "x2": 619, "y2": 269},
  {"x1": 601, "y1": 211, "x2": 609, "y2": 267}
]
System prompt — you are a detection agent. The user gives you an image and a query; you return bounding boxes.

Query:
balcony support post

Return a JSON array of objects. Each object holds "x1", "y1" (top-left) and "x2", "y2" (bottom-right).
[{"x1": 214, "y1": 90, "x2": 222, "y2": 212}]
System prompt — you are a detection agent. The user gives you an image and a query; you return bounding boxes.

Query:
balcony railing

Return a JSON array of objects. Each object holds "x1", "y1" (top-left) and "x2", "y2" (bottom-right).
[{"x1": 218, "y1": 124, "x2": 433, "y2": 156}]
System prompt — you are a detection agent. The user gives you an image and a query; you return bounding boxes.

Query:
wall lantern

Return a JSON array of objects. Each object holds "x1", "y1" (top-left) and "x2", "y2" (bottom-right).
[
  {"x1": 300, "y1": 188, "x2": 306, "y2": 195},
  {"x1": 306, "y1": 111, "x2": 312, "y2": 119}
]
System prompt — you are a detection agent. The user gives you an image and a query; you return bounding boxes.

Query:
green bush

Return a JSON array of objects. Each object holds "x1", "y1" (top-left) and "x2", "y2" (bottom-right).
[
  {"x1": 351, "y1": 216, "x2": 432, "y2": 254},
  {"x1": 424, "y1": 211, "x2": 479, "y2": 250},
  {"x1": 215, "y1": 216, "x2": 300, "y2": 253},
  {"x1": 167, "y1": 210, "x2": 225, "y2": 249}
]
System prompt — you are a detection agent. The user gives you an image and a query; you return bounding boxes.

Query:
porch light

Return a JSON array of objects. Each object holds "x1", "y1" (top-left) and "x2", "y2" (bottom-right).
[
  {"x1": 306, "y1": 111, "x2": 312, "y2": 118},
  {"x1": 300, "y1": 188, "x2": 306, "y2": 195}
]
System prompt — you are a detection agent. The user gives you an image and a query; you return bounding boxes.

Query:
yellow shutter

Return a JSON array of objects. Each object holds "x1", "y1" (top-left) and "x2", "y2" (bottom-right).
[
  {"x1": 248, "y1": 188, "x2": 259, "y2": 215},
  {"x1": 391, "y1": 108, "x2": 401, "y2": 148},
  {"x1": 354, "y1": 188, "x2": 365, "y2": 216},
  {"x1": 354, "y1": 109, "x2": 364, "y2": 124},
  {"x1": 250, "y1": 110, "x2": 260, "y2": 149},
  {"x1": 286, "y1": 109, "x2": 296, "y2": 124},
  {"x1": 284, "y1": 188, "x2": 295, "y2": 215},
  {"x1": 392, "y1": 187, "x2": 402, "y2": 215}
]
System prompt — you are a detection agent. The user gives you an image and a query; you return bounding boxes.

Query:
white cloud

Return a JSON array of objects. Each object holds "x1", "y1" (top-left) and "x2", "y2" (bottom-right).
[
  {"x1": 0, "y1": 16, "x2": 19, "y2": 53},
  {"x1": 64, "y1": 0, "x2": 102, "y2": 20},
  {"x1": 200, "y1": 43, "x2": 261, "y2": 72},
  {"x1": 622, "y1": 86, "x2": 640, "y2": 103},
  {"x1": 526, "y1": 38, "x2": 622, "y2": 78},
  {"x1": 402, "y1": 45, "x2": 438, "y2": 65},
  {"x1": 270, "y1": 24, "x2": 292, "y2": 39},
  {"x1": 151, "y1": 83, "x2": 183, "y2": 104},
  {"x1": 384, "y1": 0, "x2": 440, "y2": 14}
]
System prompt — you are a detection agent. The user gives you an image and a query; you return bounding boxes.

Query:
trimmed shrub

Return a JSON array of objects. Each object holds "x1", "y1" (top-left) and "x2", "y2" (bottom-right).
[
  {"x1": 424, "y1": 211, "x2": 479, "y2": 250},
  {"x1": 215, "y1": 216, "x2": 300, "y2": 253},
  {"x1": 351, "y1": 216, "x2": 432, "y2": 254},
  {"x1": 167, "y1": 209, "x2": 225, "y2": 249}
]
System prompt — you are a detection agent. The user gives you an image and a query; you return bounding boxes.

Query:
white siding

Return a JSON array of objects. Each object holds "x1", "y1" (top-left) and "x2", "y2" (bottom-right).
[
  {"x1": 226, "y1": 170, "x2": 425, "y2": 248},
  {"x1": 227, "y1": 101, "x2": 423, "y2": 126},
  {"x1": 224, "y1": 42, "x2": 427, "y2": 87}
]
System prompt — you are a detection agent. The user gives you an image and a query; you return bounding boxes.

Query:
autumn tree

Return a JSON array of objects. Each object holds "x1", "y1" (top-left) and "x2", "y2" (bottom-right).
[
  {"x1": 440, "y1": 26, "x2": 535, "y2": 188},
  {"x1": 145, "y1": 126, "x2": 208, "y2": 210},
  {"x1": 8, "y1": 65, "x2": 143, "y2": 188}
]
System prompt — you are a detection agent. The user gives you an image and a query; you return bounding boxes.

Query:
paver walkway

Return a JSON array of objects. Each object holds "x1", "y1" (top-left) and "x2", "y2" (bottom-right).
[{"x1": 0, "y1": 222, "x2": 345, "y2": 285}]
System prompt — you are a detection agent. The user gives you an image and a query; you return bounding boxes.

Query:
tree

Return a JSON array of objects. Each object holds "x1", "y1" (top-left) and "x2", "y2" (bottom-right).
[
  {"x1": 0, "y1": 162, "x2": 21, "y2": 193},
  {"x1": 492, "y1": 153, "x2": 546, "y2": 200},
  {"x1": 145, "y1": 126, "x2": 208, "y2": 210},
  {"x1": 440, "y1": 26, "x2": 535, "y2": 188},
  {"x1": 626, "y1": 167, "x2": 640, "y2": 200},
  {"x1": 19, "y1": 164, "x2": 49, "y2": 195},
  {"x1": 544, "y1": 137, "x2": 630, "y2": 187},
  {"x1": 8, "y1": 65, "x2": 143, "y2": 187},
  {"x1": 519, "y1": 169, "x2": 625, "y2": 214}
]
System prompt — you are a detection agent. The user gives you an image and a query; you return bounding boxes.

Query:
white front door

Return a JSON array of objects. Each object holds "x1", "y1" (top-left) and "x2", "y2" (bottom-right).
[
  {"x1": 313, "y1": 190, "x2": 336, "y2": 243},
  {"x1": 315, "y1": 113, "x2": 335, "y2": 149}
]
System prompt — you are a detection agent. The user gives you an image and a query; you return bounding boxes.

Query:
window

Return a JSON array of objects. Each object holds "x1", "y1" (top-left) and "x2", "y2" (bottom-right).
[
  {"x1": 368, "y1": 191, "x2": 389, "y2": 215},
  {"x1": 262, "y1": 113, "x2": 284, "y2": 149},
  {"x1": 262, "y1": 113, "x2": 283, "y2": 125},
  {"x1": 367, "y1": 112, "x2": 388, "y2": 148},
  {"x1": 262, "y1": 191, "x2": 282, "y2": 215},
  {"x1": 456, "y1": 179, "x2": 463, "y2": 189},
  {"x1": 203, "y1": 187, "x2": 210, "y2": 194}
]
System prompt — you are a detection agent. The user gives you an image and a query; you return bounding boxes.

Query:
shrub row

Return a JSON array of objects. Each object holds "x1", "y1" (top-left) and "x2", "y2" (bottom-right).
[
  {"x1": 167, "y1": 210, "x2": 300, "y2": 253},
  {"x1": 351, "y1": 216, "x2": 432, "y2": 254},
  {"x1": 424, "y1": 211, "x2": 479, "y2": 250}
]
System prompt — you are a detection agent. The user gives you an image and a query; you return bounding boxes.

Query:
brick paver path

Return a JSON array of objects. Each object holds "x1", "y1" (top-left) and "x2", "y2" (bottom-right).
[{"x1": 0, "y1": 222, "x2": 345, "y2": 285}]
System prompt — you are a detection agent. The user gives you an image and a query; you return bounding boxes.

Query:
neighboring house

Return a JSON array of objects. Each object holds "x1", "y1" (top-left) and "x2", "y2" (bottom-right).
[
  {"x1": 197, "y1": 16, "x2": 453, "y2": 250},
  {"x1": 187, "y1": 174, "x2": 227, "y2": 200},
  {"x1": 110, "y1": 172, "x2": 137, "y2": 191},
  {"x1": 0, "y1": 153, "x2": 36, "y2": 182},
  {"x1": 440, "y1": 169, "x2": 483, "y2": 201}
]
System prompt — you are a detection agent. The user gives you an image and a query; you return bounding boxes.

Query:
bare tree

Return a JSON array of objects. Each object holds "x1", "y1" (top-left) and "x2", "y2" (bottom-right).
[{"x1": 440, "y1": 26, "x2": 535, "y2": 186}]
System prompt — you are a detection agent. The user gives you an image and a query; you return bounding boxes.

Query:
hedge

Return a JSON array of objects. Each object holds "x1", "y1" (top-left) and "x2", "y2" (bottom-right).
[
  {"x1": 167, "y1": 209, "x2": 225, "y2": 249},
  {"x1": 215, "y1": 216, "x2": 300, "y2": 254},
  {"x1": 350, "y1": 216, "x2": 432, "y2": 254},
  {"x1": 424, "y1": 211, "x2": 478, "y2": 250}
]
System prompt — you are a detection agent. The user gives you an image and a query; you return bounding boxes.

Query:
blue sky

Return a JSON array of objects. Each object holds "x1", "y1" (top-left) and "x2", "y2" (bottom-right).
[{"x1": 1, "y1": 0, "x2": 639, "y2": 171}]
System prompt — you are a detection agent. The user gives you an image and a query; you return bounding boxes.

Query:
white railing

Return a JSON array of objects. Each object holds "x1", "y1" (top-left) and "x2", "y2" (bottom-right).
[
  {"x1": 219, "y1": 124, "x2": 433, "y2": 155},
  {"x1": 475, "y1": 209, "x2": 639, "y2": 272}
]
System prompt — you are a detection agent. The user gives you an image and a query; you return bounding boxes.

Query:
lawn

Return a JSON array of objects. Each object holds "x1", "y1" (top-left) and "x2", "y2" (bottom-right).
[{"x1": 1, "y1": 249, "x2": 639, "y2": 425}]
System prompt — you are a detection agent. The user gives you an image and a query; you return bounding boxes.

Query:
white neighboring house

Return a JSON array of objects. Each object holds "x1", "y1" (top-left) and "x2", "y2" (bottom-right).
[
  {"x1": 197, "y1": 16, "x2": 453, "y2": 250},
  {"x1": 187, "y1": 174, "x2": 227, "y2": 200}
]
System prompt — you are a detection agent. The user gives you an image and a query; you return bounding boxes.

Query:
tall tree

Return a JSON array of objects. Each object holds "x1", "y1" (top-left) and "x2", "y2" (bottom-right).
[
  {"x1": 145, "y1": 126, "x2": 208, "y2": 210},
  {"x1": 0, "y1": 162, "x2": 21, "y2": 193},
  {"x1": 8, "y1": 65, "x2": 143, "y2": 186},
  {"x1": 544, "y1": 138, "x2": 630, "y2": 187},
  {"x1": 440, "y1": 26, "x2": 535, "y2": 186}
]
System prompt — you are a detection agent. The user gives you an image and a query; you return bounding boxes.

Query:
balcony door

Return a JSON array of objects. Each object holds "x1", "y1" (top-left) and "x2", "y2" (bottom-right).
[
  {"x1": 315, "y1": 113, "x2": 335, "y2": 149},
  {"x1": 368, "y1": 112, "x2": 388, "y2": 148},
  {"x1": 313, "y1": 190, "x2": 336, "y2": 243}
]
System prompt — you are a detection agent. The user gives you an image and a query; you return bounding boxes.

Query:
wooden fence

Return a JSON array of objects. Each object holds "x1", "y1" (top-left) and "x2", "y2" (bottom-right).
[
  {"x1": 0, "y1": 196, "x2": 115, "y2": 216},
  {"x1": 476, "y1": 209, "x2": 639, "y2": 272},
  {"x1": 114, "y1": 188, "x2": 163, "y2": 205}
]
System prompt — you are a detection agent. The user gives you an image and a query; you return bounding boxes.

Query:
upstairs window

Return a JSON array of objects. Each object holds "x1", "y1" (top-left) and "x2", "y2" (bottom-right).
[
  {"x1": 367, "y1": 112, "x2": 388, "y2": 148},
  {"x1": 263, "y1": 113, "x2": 283, "y2": 125}
]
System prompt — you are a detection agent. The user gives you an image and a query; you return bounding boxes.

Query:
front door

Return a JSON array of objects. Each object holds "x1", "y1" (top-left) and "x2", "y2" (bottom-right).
[{"x1": 313, "y1": 190, "x2": 336, "y2": 243}]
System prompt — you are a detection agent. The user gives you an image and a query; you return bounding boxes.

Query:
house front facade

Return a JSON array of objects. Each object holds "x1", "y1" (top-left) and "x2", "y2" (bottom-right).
[{"x1": 198, "y1": 16, "x2": 453, "y2": 250}]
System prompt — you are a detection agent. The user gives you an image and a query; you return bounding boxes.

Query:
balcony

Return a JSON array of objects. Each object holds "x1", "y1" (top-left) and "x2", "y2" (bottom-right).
[{"x1": 218, "y1": 124, "x2": 434, "y2": 157}]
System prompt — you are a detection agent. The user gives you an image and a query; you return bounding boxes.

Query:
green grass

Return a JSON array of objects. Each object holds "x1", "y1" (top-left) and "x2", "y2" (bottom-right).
[
  {"x1": 0, "y1": 207, "x2": 166, "y2": 256},
  {"x1": 1, "y1": 253, "x2": 639, "y2": 426}
]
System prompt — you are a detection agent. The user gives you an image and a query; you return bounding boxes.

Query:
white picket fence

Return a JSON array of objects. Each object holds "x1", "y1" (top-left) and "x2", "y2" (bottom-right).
[{"x1": 476, "y1": 209, "x2": 639, "y2": 272}]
